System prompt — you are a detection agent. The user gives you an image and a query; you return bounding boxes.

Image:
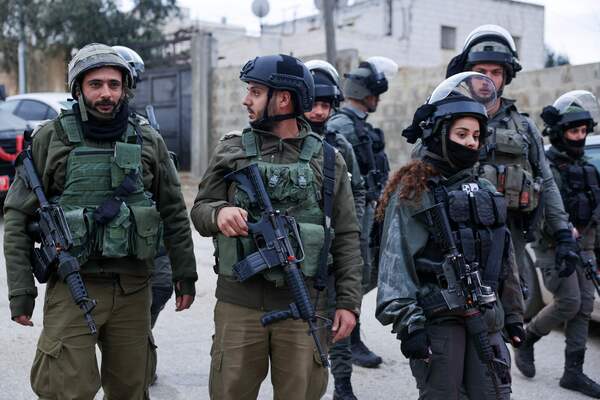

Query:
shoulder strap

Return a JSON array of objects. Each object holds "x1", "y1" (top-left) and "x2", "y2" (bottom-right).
[
  {"x1": 338, "y1": 109, "x2": 366, "y2": 137},
  {"x1": 58, "y1": 111, "x2": 83, "y2": 144},
  {"x1": 314, "y1": 141, "x2": 336, "y2": 291},
  {"x1": 299, "y1": 133, "x2": 322, "y2": 163}
]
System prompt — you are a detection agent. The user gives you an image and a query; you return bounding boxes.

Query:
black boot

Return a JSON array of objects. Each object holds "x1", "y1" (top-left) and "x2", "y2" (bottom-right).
[
  {"x1": 333, "y1": 377, "x2": 358, "y2": 400},
  {"x1": 514, "y1": 329, "x2": 541, "y2": 378},
  {"x1": 350, "y1": 322, "x2": 382, "y2": 368},
  {"x1": 560, "y1": 350, "x2": 600, "y2": 398}
]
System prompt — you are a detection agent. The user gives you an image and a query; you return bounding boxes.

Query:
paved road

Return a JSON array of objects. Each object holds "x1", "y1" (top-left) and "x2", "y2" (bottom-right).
[{"x1": 1, "y1": 218, "x2": 599, "y2": 399}]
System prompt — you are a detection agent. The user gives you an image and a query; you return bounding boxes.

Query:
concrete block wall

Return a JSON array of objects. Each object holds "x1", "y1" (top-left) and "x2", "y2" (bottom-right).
[{"x1": 206, "y1": 60, "x2": 600, "y2": 173}]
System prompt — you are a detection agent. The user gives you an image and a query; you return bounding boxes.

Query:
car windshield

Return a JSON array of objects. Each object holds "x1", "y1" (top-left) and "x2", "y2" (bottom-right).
[
  {"x1": 586, "y1": 145, "x2": 600, "y2": 171},
  {"x1": 59, "y1": 100, "x2": 74, "y2": 110}
]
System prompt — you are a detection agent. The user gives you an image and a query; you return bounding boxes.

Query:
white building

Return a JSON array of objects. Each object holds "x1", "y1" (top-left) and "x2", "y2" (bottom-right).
[{"x1": 214, "y1": 0, "x2": 545, "y2": 70}]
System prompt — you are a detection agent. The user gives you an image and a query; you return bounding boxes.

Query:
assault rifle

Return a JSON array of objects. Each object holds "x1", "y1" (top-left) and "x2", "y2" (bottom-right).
[
  {"x1": 577, "y1": 251, "x2": 600, "y2": 297},
  {"x1": 365, "y1": 169, "x2": 384, "y2": 202},
  {"x1": 16, "y1": 149, "x2": 97, "y2": 335},
  {"x1": 415, "y1": 202, "x2": 508, "y2": 400},
  {"x1": 225, "y1": 163, "x2": 330, "y2": 367}
]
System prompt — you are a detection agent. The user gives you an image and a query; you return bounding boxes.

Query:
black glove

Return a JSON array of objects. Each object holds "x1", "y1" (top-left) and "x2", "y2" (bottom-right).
[
  {"x1": 505, "y1": 323, "x2": 526, "y2": 348},
  {"x1": 554, "y1": 229, "x2": 579, "y2": 278},
  {"x1": 400, "y1": 328, "x2": 430, "y2": 360}
]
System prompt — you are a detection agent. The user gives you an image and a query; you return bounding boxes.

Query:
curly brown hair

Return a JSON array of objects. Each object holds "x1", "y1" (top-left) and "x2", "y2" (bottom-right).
[{"x1": 375, "y1": 160, "x2": 439, "y2": 221}]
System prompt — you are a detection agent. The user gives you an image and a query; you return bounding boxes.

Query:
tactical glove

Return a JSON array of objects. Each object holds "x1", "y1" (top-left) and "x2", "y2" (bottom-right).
[
  {"x1": 505, "y1": 323, "x2": 526, "y2": 348},
  {"x1": 555, "y1": 229, "x2": 579, "y2": 278},
  {"x1": 400, "y1": 328, "x2": 430, "y2": 360},
  {"x1": 175, "y1": 279, "x2": 196, "y2": 297}
]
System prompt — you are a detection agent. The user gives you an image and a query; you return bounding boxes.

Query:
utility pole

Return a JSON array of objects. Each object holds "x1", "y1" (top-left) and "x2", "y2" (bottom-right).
[
  {"x1": 17, "y1": 2, "x2": 27, "y2": 94},
  {"x1": 323, "y1": 0, "x2": 337, "y2": 68}
]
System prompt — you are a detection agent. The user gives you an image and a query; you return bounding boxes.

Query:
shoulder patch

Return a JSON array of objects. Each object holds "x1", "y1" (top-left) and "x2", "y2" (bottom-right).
[
  {"x1": 220, "y1": 130, "x2": 243, "y2": 141},
  {"x1": 30, "y1": 119, "x2": 54, "y2": 138}
]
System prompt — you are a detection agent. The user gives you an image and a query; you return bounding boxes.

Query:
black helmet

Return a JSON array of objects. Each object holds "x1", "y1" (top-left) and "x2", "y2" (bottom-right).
[
  {"x1": 305, "y1": 59, "x2": 344, "y2": 107},
  {"x1": 112, "y1": 45, "x2": 145, "y2": 88},
  {"x1": 344, "y1": 56, "x2": 398, "y2": 100},
  {"x1": 240, "y1": 54, "x2": 314, "y2": 119},
  {"x1": 541, "y1": 90, "x2": 600, "y2": 157},
  {"x1": 446, "y1": 25, "x2": 522, "y2": 85},
  {"x1": 403, "y1": 72, "x2": 495, "y2": 144}
]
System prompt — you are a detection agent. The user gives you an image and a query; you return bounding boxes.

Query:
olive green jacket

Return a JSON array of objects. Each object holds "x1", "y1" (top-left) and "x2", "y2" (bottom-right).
[
  {"x1": 375, "y1": 168, "x2": 524, "y2": 336},
  {"x1": 191, "y1": 120, "x2": 363, "y2": 315},
  {"x1": 4, "y1": 112, "x2": 197, "y2": 319}
]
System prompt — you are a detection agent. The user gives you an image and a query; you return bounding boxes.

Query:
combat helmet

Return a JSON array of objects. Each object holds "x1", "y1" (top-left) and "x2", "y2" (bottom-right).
[
  {"x1": 541, "y1": 90, "x2": 600, "y2": 157},
  {"x1": 68, "y1": 43, "x2": 134, "y2": 121},
  {"x1": 343, "y1": 56, "x2": 398, "y2": 100},
  {"x1": 446, "y1": 24, "x2": 522, "y2": 85},
  {"x1": 402, "y1": 72, "x2": 496, "y2": 171},
  {"x1": 305, "y1": 59, "x2": 344, "y2": 108},
  {"x1": 113, "y1": 45, "x2": 145, "y2": 88},
  {"x1": 240, "y1": 54, "x2": 314, "y2": 126}
]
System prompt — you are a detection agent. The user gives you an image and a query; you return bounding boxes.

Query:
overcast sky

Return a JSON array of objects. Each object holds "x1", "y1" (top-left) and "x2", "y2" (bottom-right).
[{"x1": 175, "y1": 0, "x2": 600, "y2": 66}]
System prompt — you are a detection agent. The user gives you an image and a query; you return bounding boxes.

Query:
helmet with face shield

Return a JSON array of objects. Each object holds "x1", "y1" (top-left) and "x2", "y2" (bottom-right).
[
  {"x1": 305, "y1": 59, "x2": 344, "y2": 107},
  {"x1": 402, "y1": 72, "x2": 496, "y2": 171},
  {"x1": 344, "y1": 56, "x2": 398, "y2": 99},
  {"x1": 446, "y1": 24, "x2": 522, "y2": 85},
  {"x1": 541, "y1": 90, "x2": 600, "y2": 157}
]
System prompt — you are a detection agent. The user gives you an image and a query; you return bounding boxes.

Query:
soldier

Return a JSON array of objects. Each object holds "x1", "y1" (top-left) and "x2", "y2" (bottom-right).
[
  {"x1": 445, "y1": 24, "x2": 578, "y2": 316},
  {"x1": 3, "y1": 43, "x2": 197, "y2": 399},
  {"x1": 191, "y1": 54, "x2": 362, "y2": 400},
  {"x1": 514, "y1": 90, "x2": 600, "y2": 398},
  {"x1": 112, "y1": 45, "x2": 175, "y2": 330},
  {"x1": 326, "y1": 56, "x2": 398, "y2": 368},
  {"x1": 376, "y1": 72, "x2": 524, "y2": 400},
  {"x1": 304, "y1": 60, "x2": 365, "y2": 400}
]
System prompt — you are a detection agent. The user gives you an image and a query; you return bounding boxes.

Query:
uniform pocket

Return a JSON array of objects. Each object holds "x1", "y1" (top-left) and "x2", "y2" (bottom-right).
[
  {"x1": 64, "y1": 208, "x2": 91, "y2": 263},
  {"x1": 130, "y1": 205, "x2": 162, "y2": 260},
  {"x1": 31, "y1": 335, "x2": 64, "y2": 397},
  {"x1": 297, "y1": 222, "x2": 325, "y2": 277},
  {"x1": 101, "y1": 202, "x2": 131, "y2": 257}
]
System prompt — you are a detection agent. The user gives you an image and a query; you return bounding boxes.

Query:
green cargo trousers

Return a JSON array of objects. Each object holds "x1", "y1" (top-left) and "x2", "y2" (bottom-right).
[
  {"x1": 31, "y1": 274, "x2": 155, "y2": 400},
  {"x1": 209, "y1": 301, "x2": 328, "y2": 400}
]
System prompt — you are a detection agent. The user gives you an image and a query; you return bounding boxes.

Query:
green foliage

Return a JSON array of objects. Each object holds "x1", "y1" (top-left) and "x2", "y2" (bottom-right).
[{"x1": 0, "y1": 0, "x2": 179, "y2": 70}]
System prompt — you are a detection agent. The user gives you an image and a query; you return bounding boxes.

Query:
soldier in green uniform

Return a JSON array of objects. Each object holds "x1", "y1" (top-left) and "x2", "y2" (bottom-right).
[
  {"x1": 3, "y1": 43, "x2": 197, "y2": 399},
  {"x1": 303, "y1": 59, "x2": 364, "y2": 400},
  {"x1": 191, "y1": 54, "x2": 362, "y2": 400},
  {"x1": 445, "y1": 24, "x2": 579, "y2": 317},
  {"x1": 325, "y1": 56, "x2": 398, "y2": 369},
  {"x1": 514, "y1": 90, "x2": 600, "y2": 398},
  {"x1": 376, "y1": 72, "x2": 525, "y2": 400}
]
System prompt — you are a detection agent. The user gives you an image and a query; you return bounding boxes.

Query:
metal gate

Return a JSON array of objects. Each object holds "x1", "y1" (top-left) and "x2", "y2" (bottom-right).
[{"x1": 132, "y1": 64, "x2": 192, "y2": 170}]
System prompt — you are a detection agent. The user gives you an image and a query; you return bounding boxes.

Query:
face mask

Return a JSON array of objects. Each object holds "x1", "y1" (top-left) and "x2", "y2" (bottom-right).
[
  {"x1": 446, "y1": 137, "x2": 480, "y2": 170},
  {"x1": 564, "y1": 137, "x2": 586, "y2": 158}
]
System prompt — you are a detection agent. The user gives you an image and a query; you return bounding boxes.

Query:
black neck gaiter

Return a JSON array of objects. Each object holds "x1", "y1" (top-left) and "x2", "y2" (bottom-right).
[
  {"x1": 307, "y1": 119, "x2": 325, "y2": 135},
  {"x1": 75, "y1": 101, "x2": 130, "y2": 141}
]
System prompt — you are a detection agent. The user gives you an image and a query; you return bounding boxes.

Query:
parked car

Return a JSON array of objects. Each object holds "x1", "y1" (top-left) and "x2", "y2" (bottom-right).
[
  {"x1": 0, "y1": 110, "x2": 28, "y2": 209},
  {"x1": 523, "y1": 134, "x2": 600, "y2": 322},
  {"x1": 0, "y1": 92, "x2": 73, "y2": 128}
]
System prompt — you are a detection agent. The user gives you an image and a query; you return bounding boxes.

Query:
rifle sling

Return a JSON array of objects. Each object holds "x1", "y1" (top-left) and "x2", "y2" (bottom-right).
[{"x1": 314, "y1": 142, "x2": 336, "y2": 291}]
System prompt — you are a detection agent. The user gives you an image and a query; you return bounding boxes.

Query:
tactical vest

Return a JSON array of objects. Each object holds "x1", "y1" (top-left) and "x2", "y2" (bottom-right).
[
  {"x1": 478, "y1": 110, "x2": 542, "y2": 212},
  {"x1": 215, "y1": 129, "x2": 332, "y2": 287},
  {"x1": 548, "y1": 151, "x2": 600, "y2": 228},
  {"x1": 56, "y1": 111, "x2": 163, "y2": 265},
  {"x1": 338, "y1": 109, "x2": 390, "y2": 201},
  {"x1": 416, "y1": 181, "x2": 510, "y2": 314}
]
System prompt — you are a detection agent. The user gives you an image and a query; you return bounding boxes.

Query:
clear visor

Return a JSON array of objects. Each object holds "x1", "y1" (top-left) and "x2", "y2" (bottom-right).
[
  {"x1": 428, "y1": 72, "x2": 497, "y2": 112},
  {"x1": 365, "y1": 56, "x2": 398, "y2": 78},
  {"x1": 553, "y1": 90, "x2": 600, "y2": 123},
  {"x1": 305, "y1": 59, "x2": 340, "y2": 85},
  {"x1": 463, "y1": 24, "x2": 517, "y2": 53}
]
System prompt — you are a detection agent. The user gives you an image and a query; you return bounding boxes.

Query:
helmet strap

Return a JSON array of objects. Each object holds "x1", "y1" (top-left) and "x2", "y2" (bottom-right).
[
  {"x1": 77, "y1": 88, "x2": 89, "y2": 122},
  {"x1": 440, "y1": 124, "x2": 458, "y2": 169}
]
